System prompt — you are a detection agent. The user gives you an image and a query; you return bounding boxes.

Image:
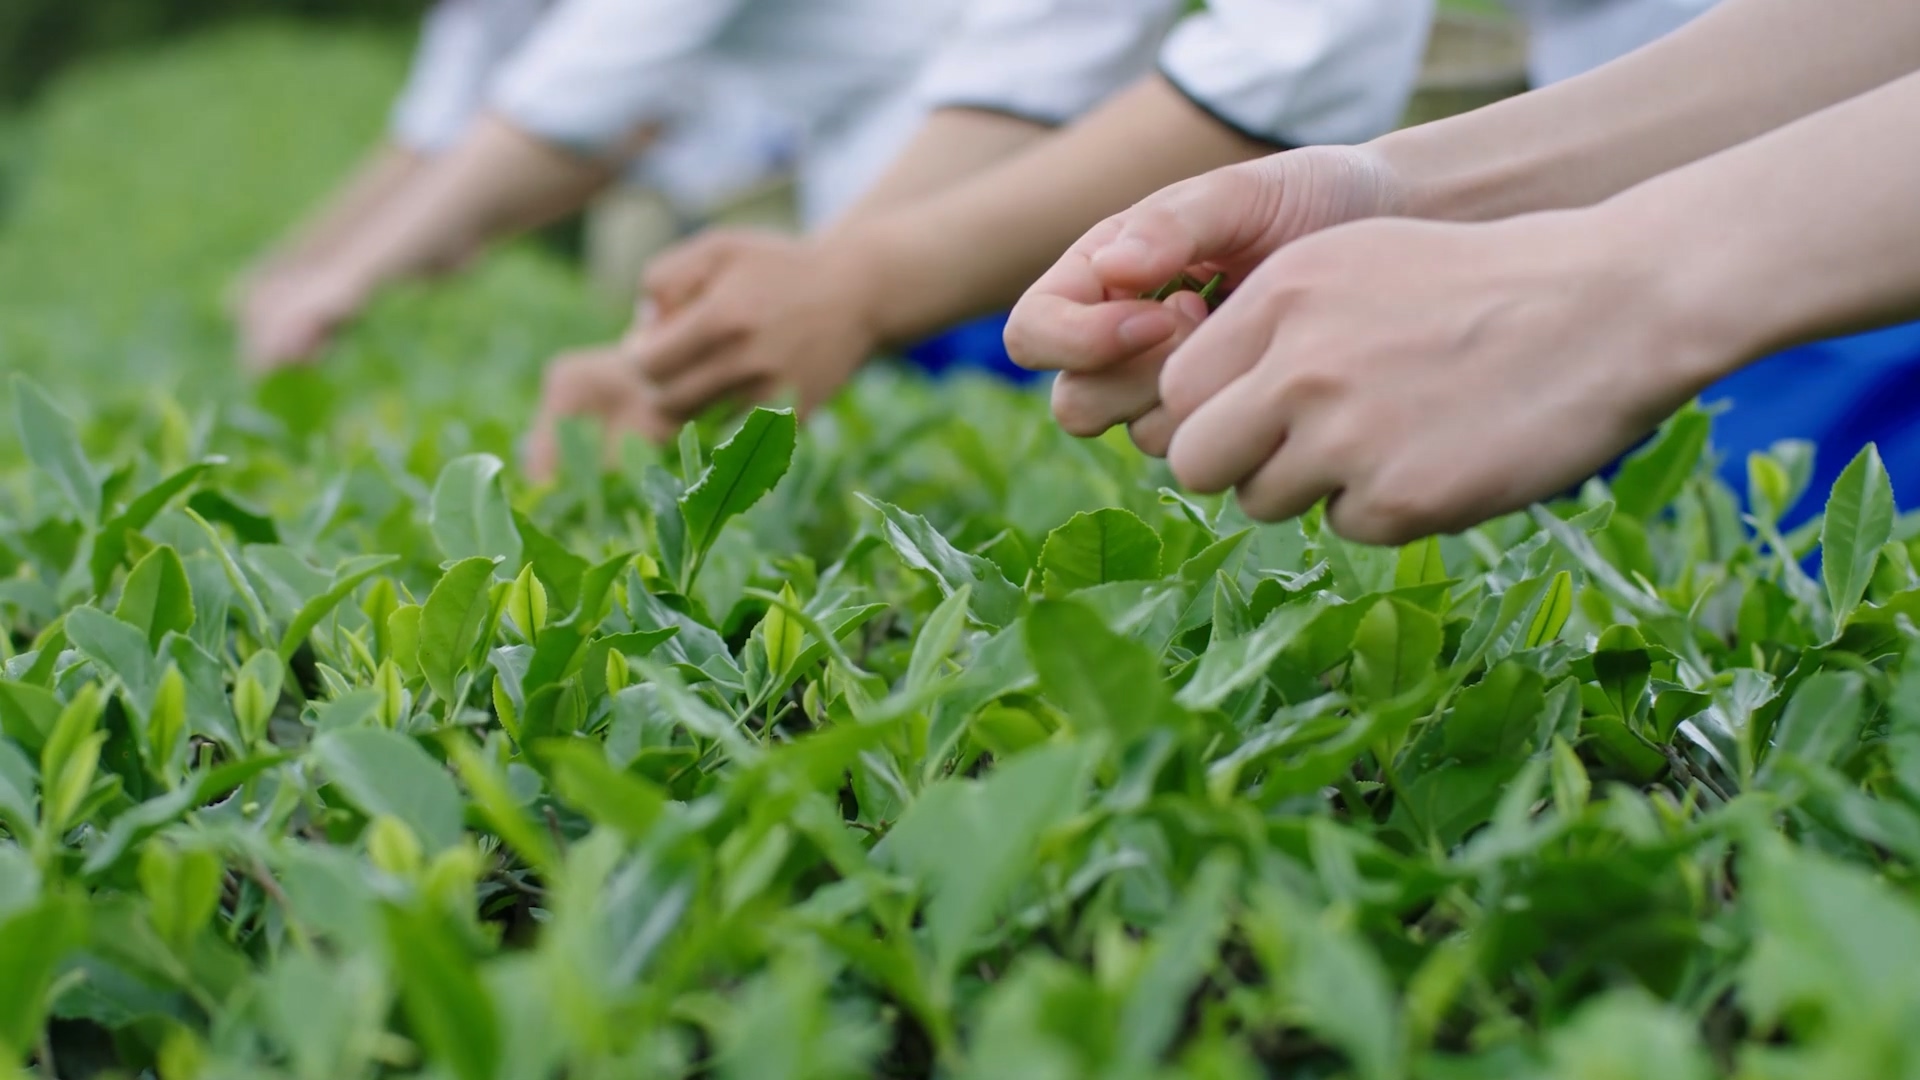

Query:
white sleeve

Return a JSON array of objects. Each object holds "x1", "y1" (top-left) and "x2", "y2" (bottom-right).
[
  {"x1": 1159, "y1": 0, "x2": 1434, "y2": 147},
  {"x1": 488, "y1": 0, "x2": 751, "y2": 157},
  {"x1": 389, "y1": 0, "x2": 548, "y2": 153},
  {"x1": 910, "y1": 0, "x2": 1187, "y2": 126}
]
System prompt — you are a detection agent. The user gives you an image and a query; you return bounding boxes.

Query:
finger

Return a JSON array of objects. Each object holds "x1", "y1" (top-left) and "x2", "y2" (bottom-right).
[
  {"x1": 627, "y1": 296, "x2": 746, "y2": 383},
  {"x1": 1230, "y1": 437, "x2": 1342, "y2": 525},
  {"x1": 1085, "y1": 162, "x2": 1284, "y2": 293},
  {"x1": 1127, "y1": 405, "x2": 1177, "y2": 458},
  {"x1": 1158, "y1": 285, "x2": 1280, "y2": 424},
  {"x1": 648, "y1": 356, "x2": 760, "y2": 421},
  {"x1": 1005, "y1": 291, "x2": 1176, "y2": 374},
  {"x1": 1165, "y1": 362, "x2": 1290, "y2": 495},
  {"x1": 1047, "y1": 298, "x2": 1199, "y2": 436},
  {"x1": 643, "y1": 231, "x2": 751, "y2": 312}
]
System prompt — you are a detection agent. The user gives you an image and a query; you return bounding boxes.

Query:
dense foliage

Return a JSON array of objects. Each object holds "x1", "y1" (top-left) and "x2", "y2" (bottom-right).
[{"x1": 7, "y1": 26, "x2": 1920, "y2": 1080}]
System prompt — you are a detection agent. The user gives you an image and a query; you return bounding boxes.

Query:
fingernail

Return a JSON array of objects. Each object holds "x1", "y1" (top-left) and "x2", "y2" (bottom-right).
[{"x1": 1117, "y1": 311, "x2": 1176, "y2": 350}]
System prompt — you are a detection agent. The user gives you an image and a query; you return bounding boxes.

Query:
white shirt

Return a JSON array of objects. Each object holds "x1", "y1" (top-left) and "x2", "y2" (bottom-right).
[
  {"x1": 914, "y1": 0, "x2": 1434, "y2": 148},
  {"x1": 390, "y1": 0, "x2": 966, "y2": 224},
  {"x1": 1509, "y1": 0, "x2": 1720, "y2": 86}
]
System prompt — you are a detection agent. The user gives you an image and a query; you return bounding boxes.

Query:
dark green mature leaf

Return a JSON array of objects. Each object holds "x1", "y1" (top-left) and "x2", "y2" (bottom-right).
[
  {"x1": 312, "y1": 727, "x2": 464, "y2": 854},
  {"x1": 1118, "y1": 853, "x2": 1238, "y2": 1062},
  {"x1": 419, "y1": 556, "x2": 501, "y2": 705},
  {"x1": 1823, "y1": 443, "x2": 1895, "y2": 629},
  {"x1": 1446, "y1": 661, "x2": 1544, "y2": 762},
  {"x1": 1612, "y1": 404, "x2": 1710, "y2": 520},
  {"x1": 431, "y1": 454, "x2": 522, "y2": 570},
  {"x1": 679, "y1": 407, "x2": 797, "y2": 568},
  {"x1": 1038, "y1": 508, "x2": 1163, "y2": 595},
  {"x1": 861, "y1": 495, "x2": 1026, "y2": 628},
  {"x1": 1027, "y1": 599, "x2": 1181, "y2": 740},
  {"x1": 115, "y1": 544, "x2": 194, "y2": 648},
  {"x1": 13, "y1": 375, "x2": 100, "y2": 523}
]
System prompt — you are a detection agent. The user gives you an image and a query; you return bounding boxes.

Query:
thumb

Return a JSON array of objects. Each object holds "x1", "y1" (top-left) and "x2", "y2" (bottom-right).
[{"x1": 1087, "y1": 162, "x2": 1288, "y2": 294}]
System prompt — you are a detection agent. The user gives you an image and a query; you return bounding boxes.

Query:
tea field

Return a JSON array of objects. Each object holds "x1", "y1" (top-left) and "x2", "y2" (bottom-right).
[{"x1": 4, "y1": 25, "x2": 1920, "y2": 1080}]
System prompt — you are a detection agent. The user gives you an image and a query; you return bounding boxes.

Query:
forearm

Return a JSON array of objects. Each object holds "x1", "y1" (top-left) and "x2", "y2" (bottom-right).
[
  {"x1": 263, "y1": 143, "x2": 427, "y2": 269},
  {"x1": 1605, "y1": 69, "x2": 1920, "y2": 386},
  {"x1": 326, "y1": 113, "x2": 635, "y2": 293},
  {"x1": 1376, "y1": 0, "x2": 1920, "y2": 223},
  {"x1": 836, "y1": 107, "x2": 1052, "y2": 221},
  {"x1": 833, "y1": 76, "x2": 1268, "y2": 347}
]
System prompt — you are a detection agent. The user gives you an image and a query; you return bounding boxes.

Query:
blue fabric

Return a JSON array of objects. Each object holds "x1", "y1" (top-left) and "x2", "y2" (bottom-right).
[
  {"x1": 1703, "y1": 320, "x2": 1920, "y2": 533},
  {"x1": 903, "y1": 311, "x2": 1042, "y2": 385}
]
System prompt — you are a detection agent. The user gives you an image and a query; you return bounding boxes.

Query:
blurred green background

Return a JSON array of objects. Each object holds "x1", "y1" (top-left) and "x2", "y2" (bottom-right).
[{"x1": 0, "y1": 0, "x2": 427, "y2": 106}]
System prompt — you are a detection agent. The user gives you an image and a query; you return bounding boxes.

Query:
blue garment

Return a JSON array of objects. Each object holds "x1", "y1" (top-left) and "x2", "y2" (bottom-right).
[
  {"x1": 903, "y1": 311, "x2": 1041, "y2": 385},
  {"x1": 1704, "y1": 320, "x2": 1920, "y2": 533}
]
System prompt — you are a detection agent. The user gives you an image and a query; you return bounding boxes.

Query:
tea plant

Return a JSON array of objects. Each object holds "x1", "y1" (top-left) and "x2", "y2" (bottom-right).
[{"x1": 5, "y1": 23, "x2": 1920, "y2": 1080}]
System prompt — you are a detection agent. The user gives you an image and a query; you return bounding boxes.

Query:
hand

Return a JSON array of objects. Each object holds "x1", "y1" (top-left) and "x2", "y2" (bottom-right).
[
  {"x1": 523, "y1": 345, "x2": 680, "y2": 483},
  {"x1": 1158, "y1": 212, "x2": 1726, "y2": 545},
  {"x1": 1004, "y1": 145, "x2": 1407, "y2": 454},
  {"x1": 236, "y1": 265, "x2": 366, "y2": 372},
  {"x1": 626, "y1": 229, "x2": 881, "y2": 422}
]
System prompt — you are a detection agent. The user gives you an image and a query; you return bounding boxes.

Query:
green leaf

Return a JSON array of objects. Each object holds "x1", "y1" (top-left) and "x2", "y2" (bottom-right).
[
  {"x1": 430, "y1": 454, "x2": 522, "y2": 570},
  {"x1": 115, "y1": 545, "x2": 194, "y2": 649},
  {"x1": 89, "y1": 457, "x2": 222, "y2": 594},
  {"x1": 1611, "y1": 403, "x2": 1710, "y2": 519},
  {"x1": 679, "y1": 407, "x2": 797, "y2": 569},
  {"x1": 541, "y1": 739, "x2": 668, "y2": 839},
  {"x1": 418, "y1": 556, "x2": 501, "y2": 705},
  {"x1": 1591, "y1": 624, "x2": 1652, "y2": 724},
  {"x1": 278, "y1": 554, "x2": 400, "y2": 661},
  {"x1": 1176, "y1": 599, "x2": 1325, "y2": 710},
  {"x1": 1026, "y1": 599, "x2": 1182, "y2": 740},
  {"x1": 906, "y1": 586, "x2": 971, "y2": 693},
  {"x1": 0, "y1": 897, "x2": 88, "y2": 1052},
  {"x1": 1349, "y1": 597, "x2": 1442, "y2": 702},
  {"x1": 1038, "y1": 508, "x2": 1163, "y2": 595},
  {"x1": 860, "y1": 495, "x2": 1025, "y2": 629},
  {"x1": 880, "y1": 742, "x2": 1095, "y2": 980},
  {"x1": 312, "y1": 727, "x2": 465, "y2": 854},
  {"x1": 1524, "y1": 570, "x2": 1573, "y2": 649},
  {"x1": 1444, "y1": 660, "x2": 1543, "y2": 762},
  {"x1": 1823, "y1": 443, "x2": 1895, "y2": 629},
  {"x1": 0, "y1": 681, "x2": 60, "y2": 754},
  {"x1": 1118, "y1": 853, "x2": 1239, "y2": 1062},
  {"x1": 13, "y1": 375, "x2": 100, "y2": 523},
  {"x1": 65, "y1": 606, "x2": 160, "y2": 708},
  {"x1": 1393, "y1": 536, "x2": 1447, "y2": 589},
  {"x1": 384, "y1": 902, "x2": 501, "y2": 1080}
]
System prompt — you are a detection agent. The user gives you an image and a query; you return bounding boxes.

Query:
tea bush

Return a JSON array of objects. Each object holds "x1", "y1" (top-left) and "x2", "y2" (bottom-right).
[{"x1": 4, "y1": 25, "x2": 1920, "y2": 1080}]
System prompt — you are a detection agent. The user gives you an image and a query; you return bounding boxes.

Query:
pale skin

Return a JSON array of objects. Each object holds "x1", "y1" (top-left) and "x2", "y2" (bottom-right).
[
  {"x1": 523, "y1": 75, "x2": 1272, "y2": 479},
  {"x1": 241, "y1": 114, "x2": 645, "y2": 369},
  {"x1": 1004, "y1": 0, "x2": 1920, "y2": 544}
]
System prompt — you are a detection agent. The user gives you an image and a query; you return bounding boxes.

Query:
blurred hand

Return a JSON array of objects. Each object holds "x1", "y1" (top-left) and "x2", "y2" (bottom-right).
[
  {"x1": 523, "y1": 344, "x2": 679, "y2": 483},
  {"x1": 626, "y1": 228, "x2": 880, "y2": 422},
  {"x1": 237, "y1": 265, "x2": 366, "y2": 372},
  {"x1": 1158, "y1": 212, "x2": 1718, "y2": 545},
  {"x1": 1004, "y1": 145, "x2": 1407, "y2": 453}
]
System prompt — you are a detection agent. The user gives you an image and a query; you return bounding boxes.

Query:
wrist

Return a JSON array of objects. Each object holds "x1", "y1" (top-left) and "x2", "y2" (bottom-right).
[
  {"x1": 1550, "y1": 197, "x2": 1761, "y2": 402},
  {"x1": 820, "y1": 218, "x2": 922, "y2": 350}
]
